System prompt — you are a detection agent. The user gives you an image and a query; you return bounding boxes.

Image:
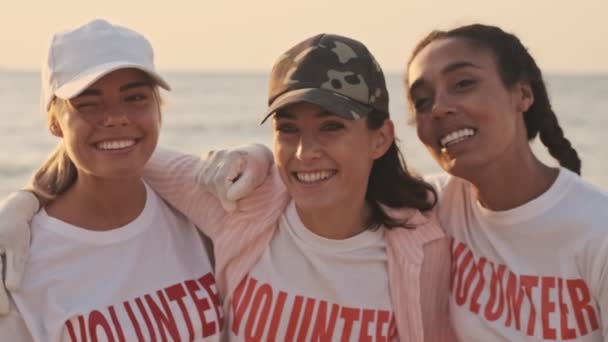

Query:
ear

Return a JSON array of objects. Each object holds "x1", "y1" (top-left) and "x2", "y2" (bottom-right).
[
  {"x1": 515, "y1": 81, "x2": 534, "y2": 113},
  {"x1": 371, "y1": 118, "x2": 395, "y2": 160},
  {"x1": 49, "y1": 117, "x2": 63, "y2": 138}
]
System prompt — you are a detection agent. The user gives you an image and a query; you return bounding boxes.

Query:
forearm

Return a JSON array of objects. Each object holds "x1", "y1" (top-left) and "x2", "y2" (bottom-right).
[{"x1": 143, "y1": 147, "x2": 226, "y2": 239}]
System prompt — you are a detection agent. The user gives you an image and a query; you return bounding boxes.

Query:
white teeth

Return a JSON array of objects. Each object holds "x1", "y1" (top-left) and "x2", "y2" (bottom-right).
[
  {"x1": 440, "y1": 128, "x2": 476, "y2": 147},
  {"x1": 296, "y1": 171, "x2": 334, "y2": 183},
  {"x1": 96, "y1": 139, "x2": 136, "y2": 150}
]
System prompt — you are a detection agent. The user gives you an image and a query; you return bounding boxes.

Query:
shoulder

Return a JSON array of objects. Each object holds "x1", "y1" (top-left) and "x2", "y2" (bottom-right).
[
  {"x1": 423, "y1": 172, "x2": 470, "y2": 198},
  {"x1": 555, "y1": 169, "x2": 608, "y2": 224},
  {"x1": 422, "y1": 172, "x2": 450, "y2": 193},
  {"x1": 383, "y1": 206, "x2": 446, "y2": 250},
  {"x1": 550, "y1": 170, "x2": 608, "y2": 261}
]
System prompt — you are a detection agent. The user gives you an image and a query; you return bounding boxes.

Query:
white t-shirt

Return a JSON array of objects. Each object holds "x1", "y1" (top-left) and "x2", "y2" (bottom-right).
[
  {"x1": 226, "y1": 200, "x2": 397, "y2": 341},
  {"x1": 428, "y1": 168, "x2": 608, "y2": 341},
  {"x1": 1, "y1": 184, "x2": 222, "y2": 342}
]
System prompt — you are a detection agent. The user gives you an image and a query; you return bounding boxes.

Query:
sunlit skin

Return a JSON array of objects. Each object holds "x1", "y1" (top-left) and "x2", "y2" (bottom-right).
[
  {"x1": 45, "y1": 68, "x2": 161, "y2": 230},
  {"x1": 407, "y1": 38, "x2": 557, "y2": 210},
  {"x1": 272, "y1": 102, "x2": 393, "y2": 239}
]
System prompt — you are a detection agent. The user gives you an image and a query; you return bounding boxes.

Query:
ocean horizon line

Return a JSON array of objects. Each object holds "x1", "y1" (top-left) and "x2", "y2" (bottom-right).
[{"x1": 2, "y1": 68, "x2": 608, "y2": 78}]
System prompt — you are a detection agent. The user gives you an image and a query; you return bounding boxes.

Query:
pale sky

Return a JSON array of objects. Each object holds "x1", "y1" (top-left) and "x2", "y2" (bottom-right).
[{"x1": 2, "y1": 0, "x2": 607, "y2": 73}]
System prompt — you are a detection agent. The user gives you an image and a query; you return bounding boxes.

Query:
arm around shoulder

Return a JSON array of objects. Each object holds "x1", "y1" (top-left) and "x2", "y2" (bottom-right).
[{"x1": 143, "y1": 147, "x2": 226, "y2": 239}]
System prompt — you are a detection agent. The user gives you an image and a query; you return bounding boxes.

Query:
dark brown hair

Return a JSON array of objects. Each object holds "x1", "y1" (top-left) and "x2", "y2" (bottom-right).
[
  {"x1": 405, "y1": 24, "x2": 581, "y2": 174},
  {"x1": 365, "y1": 110, "x2": 437, "y2": 229}
]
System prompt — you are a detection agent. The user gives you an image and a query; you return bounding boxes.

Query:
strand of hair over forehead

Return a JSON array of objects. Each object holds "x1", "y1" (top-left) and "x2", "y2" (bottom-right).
[{"x1": 408, "y1": 24, "x2": 581, "y2": 175}]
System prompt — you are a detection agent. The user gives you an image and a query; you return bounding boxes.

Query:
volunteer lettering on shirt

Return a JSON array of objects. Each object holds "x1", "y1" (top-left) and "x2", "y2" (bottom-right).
[
  {"x1": 451, "y1": 238, "x2": 600, "y2": 339},
  {"x1": 224, "y1": 201, "x2": 397, "y2": 342},
  {"x1": 4, "y1": 185, "x2": 223, "y2": 342},
  {"x1": 427, "y1": 170, "x2": 608, "y2": 341},
  {"x1": 64, "y1": 273, "x2": 222, "y2": 341},
  {"x1": 229, "y1": 275, "x2": 397, "y2": 341}
]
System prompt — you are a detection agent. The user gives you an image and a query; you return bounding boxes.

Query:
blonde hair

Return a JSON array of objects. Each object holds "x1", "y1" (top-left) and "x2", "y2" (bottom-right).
[{"x1": 29, "y1": 99, "x2": 77, "y2": 201}]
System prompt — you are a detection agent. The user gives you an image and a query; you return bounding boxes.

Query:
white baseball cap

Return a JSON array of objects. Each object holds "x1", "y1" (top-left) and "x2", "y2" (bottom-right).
[{"x1": 41, "y1": 19, "x2": 171, "y2": 112}]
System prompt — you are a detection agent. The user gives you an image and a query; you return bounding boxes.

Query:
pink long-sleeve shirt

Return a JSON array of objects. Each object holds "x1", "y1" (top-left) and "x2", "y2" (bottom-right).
[{"x1": 143, "y1": 148, "x2": 455, "y2": 341}]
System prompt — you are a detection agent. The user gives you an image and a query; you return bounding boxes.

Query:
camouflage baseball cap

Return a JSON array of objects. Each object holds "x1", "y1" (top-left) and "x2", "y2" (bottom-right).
[{"x1": 261, "y1": 33, "x2": 389, "y2": 123}]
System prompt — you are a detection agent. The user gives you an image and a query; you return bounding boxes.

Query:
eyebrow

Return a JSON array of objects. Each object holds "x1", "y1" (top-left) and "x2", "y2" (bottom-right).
[
  {"x1": 275, "y1": 108, "x2": 333, "y2": 119},
  {"x1": 119, "y1": 81, "x2": 153, "y2": 92},
  {"x1": 409, "y1": 61, "x2": 482, "y2": 95},
  {"x1": 74, "y1": 81, "x2": 152, "y2": 98},
  {"x1": 75, "y1": 89, "x2": 101, "y2": 97}
]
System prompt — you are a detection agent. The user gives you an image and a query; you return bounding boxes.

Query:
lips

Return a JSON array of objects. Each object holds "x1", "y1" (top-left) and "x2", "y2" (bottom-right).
[
  {"x1": 439, "y1": 128, "x2": 476, "y2": 148},
  {"x1": 294, "y1": 170, "x2": 337, "y2": 184},
  {"x1": 94, "y1": 139, "x2": 138, "y2": 151}
]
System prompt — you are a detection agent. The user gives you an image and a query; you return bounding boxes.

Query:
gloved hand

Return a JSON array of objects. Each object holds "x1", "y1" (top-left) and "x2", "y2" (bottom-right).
[
  {"x1": 0, "y1": 191, "x2": 39, "y2": 315},
  {"x1": 195, "y1": 144, "x2": 274, "y2": 212}
]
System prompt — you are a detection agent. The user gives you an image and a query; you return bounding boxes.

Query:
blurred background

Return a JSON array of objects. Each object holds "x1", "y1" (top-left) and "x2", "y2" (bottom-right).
[{"x1": 1, "y1": 0, "x2": 606, "y2": 196}]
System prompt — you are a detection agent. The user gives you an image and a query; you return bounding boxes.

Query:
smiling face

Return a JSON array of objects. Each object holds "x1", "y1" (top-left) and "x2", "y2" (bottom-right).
[
  {"x1": 272, "y1": 102, "x2": 391, "y2": 214},
  {"x1": 407, "y1": 37, "x2": 533, "y2": 179},
  {"x1": 49, "y1": 68, "x2": 161, "y2": 181}
]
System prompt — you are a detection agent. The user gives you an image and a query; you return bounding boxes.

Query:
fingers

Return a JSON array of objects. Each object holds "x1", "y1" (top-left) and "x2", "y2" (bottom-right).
[
  {"x1": 197, "y1": 149, "x2": 241, "y2": 212},
  {"x1": 226, "y1": 148, "x2": 269, "y2": 201},
  {"x1": 218, "y1": 198, "x2": 238, "y2": 212},
  {"x1": 196, "y1": 150, "x2": 224, "y2": 187},
  {"x1": 196, "y1": 146, "x2": 269, "y2": 211},
  {"x1": 226, "y1": 163, "x2": 257, "y2": 201},
  {"x1": 214, "y1": 152, "x2": 245, "y2": 211}
]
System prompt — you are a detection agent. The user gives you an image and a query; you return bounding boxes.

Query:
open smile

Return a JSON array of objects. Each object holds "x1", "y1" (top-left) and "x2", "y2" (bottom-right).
[
  {"x1": 93, "y1": 138, "x2": 140, "y2": 151},
  {"x1": 293, "y1": 170, "x2": 337, "y2": 184},
  {"x1": 439, "y1": 127, "x2": 477, "y2": 148}
]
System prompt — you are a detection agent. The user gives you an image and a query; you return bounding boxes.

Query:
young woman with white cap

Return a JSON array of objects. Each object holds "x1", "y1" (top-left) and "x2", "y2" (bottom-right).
[
  {"x1": 0, "y1": 19, "x2": 227, "y2": 341},
  {"x1": 140, "y1": 33, "x2": 458, "y2": 341}
]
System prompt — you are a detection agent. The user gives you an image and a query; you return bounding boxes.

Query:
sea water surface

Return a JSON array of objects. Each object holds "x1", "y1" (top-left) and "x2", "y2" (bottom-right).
[{"x1": 0, "y1": 71, "x2": 606, "y2": 197}]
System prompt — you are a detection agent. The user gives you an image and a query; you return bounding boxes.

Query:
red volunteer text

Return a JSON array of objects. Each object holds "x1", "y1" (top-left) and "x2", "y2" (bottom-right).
[
  {"x1": 231, "y1": 275, "x2": 397, "y2": 341},
  {"x1": 64, "y1": 273, "x2": 223, "y2": 341},
  {"x1": 451, "y1": 239, "x2": 600, "y2": 339}
]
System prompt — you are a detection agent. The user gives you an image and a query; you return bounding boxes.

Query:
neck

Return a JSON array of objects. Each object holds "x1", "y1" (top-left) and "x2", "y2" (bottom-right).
[
  {"x1": 46, "y1": 175, "x2": 147, "y2": 231},
  {"x1": 295, "y1": 200, "x2": 372, "y2": 240},
  {"x1": 466, "y1": 148, "x2": 558, "y2": 211}
]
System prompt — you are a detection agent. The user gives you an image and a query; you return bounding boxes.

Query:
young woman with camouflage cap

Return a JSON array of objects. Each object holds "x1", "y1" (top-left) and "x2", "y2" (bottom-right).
[
  {"x1": 145, "y1": 33, "x2": 456, "y2": 341},
  {"x1": 405, "y1": 24, "x2": 608, "y2": 340},
  {"x1": 0, "y1": 34, "x2": 457, "y2": 340}
]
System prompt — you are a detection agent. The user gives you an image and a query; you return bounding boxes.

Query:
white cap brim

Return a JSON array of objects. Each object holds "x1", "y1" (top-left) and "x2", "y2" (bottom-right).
[{"x1": 49, "y1": 61, "x2": 170, "y2": 110}]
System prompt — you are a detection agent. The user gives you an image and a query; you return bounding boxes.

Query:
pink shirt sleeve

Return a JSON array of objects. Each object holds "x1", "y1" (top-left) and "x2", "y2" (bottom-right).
[{"x1": 142, "y1": 147, "x2": 288, "y2": 241}]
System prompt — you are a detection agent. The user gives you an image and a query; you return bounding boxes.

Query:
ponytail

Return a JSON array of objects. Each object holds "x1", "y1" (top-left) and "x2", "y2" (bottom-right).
[{"x1": 29, "y1": 100, "x2": 78, "y2": 200}]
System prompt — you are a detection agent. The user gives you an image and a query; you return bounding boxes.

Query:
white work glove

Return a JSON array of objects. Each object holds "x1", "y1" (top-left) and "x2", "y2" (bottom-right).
[
  {"x1": 195, "y1": 144, "x2": 274, "y2": 212},
  {"x1": 0, "y1": 191, "x2": 39, "y2": 315}
]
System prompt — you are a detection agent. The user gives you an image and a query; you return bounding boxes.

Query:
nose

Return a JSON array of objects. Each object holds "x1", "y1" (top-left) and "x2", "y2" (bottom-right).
[
  {"x1": 295, "y1": 133, "x2": 321, "y2": 161},
  {"x1": 99, "y1": 104, "x2": 130, "y2": 127},
  {"x1": 430, "y1": 92, "x2": 456, "y2": 119}
]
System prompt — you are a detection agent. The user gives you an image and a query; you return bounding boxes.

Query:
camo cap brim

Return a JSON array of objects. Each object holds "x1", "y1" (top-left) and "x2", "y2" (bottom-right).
[
  {"x1": 261, "y1": 33, "x2": 389, "y2": 124},
  {"x1": 260, "y1": 88, "x2": 374, "y2": 124}
]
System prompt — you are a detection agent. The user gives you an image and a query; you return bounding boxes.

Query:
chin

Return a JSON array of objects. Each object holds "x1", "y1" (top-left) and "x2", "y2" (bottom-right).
[
  {"x1": 439, "y1": 155, "x2": 490, "y2": 181},
  {"x1": 292, "y1": 194, "x2": 336, "y2": 212},
  {"x1": 98, "y1": 166, "x2": 145, "y2": 180}
]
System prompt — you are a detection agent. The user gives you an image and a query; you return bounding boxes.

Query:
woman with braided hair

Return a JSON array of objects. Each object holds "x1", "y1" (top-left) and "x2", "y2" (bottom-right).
[{"x1": 406, "y1": 24, "x2": 608, "y2": 340}]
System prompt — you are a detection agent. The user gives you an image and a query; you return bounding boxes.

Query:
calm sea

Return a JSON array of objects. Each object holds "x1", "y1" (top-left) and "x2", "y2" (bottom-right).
[{"x1": 1, "y1": 71, "x2": 606, "y2": 197}]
